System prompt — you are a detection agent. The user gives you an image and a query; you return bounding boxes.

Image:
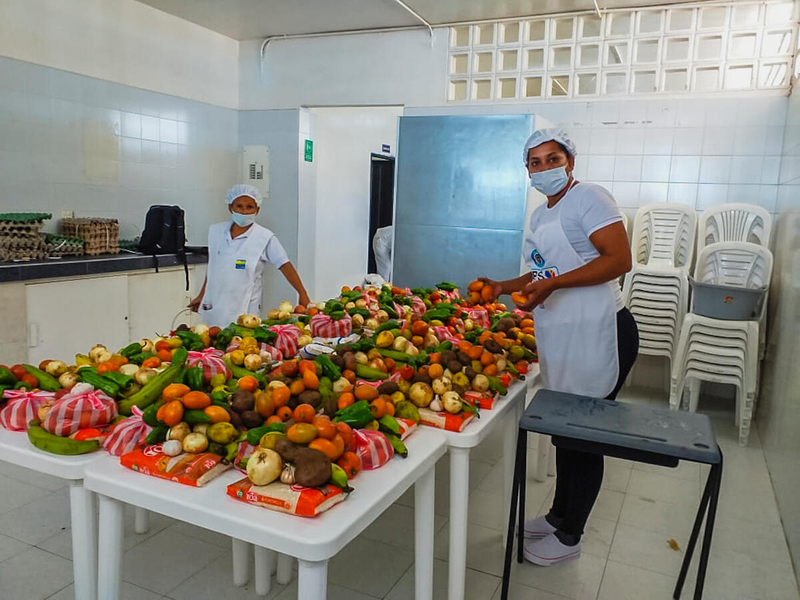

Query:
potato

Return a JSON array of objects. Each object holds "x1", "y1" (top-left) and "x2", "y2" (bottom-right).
[
  {"x1": 274, "y1": 440, "x2": 331, "y2": 488},
  {"x1": 329, "y1": 354, "x2": 345, "y2": 369},
  {"x1": 298, "y1": 390, "x2": 321, "y2": 407},
  {"x1": 240, "y1": 410, "x2": 264, "y2": 429},
  {"x1": 377, "y1": 381, "x2": 400, "y2": 396},
  {"x1": 230, "y1": 411, "x2": 245, "y2": 431},
  {"x1": 441, "y1": 350, "x2": 457, "y2": 366},
  {"x1": 456, "y1": 351, "x2": 472, "y2": 366},
  {"x1": 447, "y1": 360, "x2": 464, "y2": 375},
  {"x1": 483, "y1": 339, "x2": 503, "y2": 354},
  {"x1": 230, "y1": 390, "x2": 256, "y2": 413},
  {"x1": 413, "y1": 371, "x2": 432, "y2": 385},
  {"x1": 495, "y1": 318, "x2": 516, "y2": 333},
  {"x1": 343, "y1": 352, "x2": 357, "y2": 372}
]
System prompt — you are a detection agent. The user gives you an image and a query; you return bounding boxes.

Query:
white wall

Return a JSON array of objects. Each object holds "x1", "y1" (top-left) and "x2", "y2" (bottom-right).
[
  {"x1": 310, "y1": 107, "x2": 403, "y2": 300},
  {"x1": 0, "y1": 0, "x2": 239, "y2": 109}
]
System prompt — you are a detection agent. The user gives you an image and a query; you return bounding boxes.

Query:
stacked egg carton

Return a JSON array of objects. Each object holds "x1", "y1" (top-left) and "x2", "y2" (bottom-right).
[
  {"x1": 0, "y1": 213, "x2": 50, "y2": 261},
  {"x1": 61, "y1": 218, "x2": 119, "y2": 255},
  {"x1": 45, "y1": 234, "x2": 85, "y2": 257}
]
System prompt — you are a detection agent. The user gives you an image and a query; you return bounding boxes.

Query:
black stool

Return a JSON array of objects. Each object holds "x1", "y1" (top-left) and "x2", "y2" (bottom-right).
[{"x1": 501, "y1": 389, "x2": 723, "y2": 600}]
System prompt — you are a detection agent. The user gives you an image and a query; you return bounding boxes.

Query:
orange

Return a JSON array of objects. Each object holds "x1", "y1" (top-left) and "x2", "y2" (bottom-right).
[
  {"x1": 428, "y1": 364, "x2": 444, "y2": 380},
  {"x1": 428, "y1": 353, "x2": 441, "y2": 365},
  {"x1": 276, "y1": 406, "x2": 293, "y2": 422},
  {"x1": 522, "y1": 327, "x2": 535, "y2": 336},
  {"x1": 313, "y1": 416, "x2": 336, "y2": 440},
  {"x1": 163, "y1": 383, "x2": 190, "y2": 401},
  {"x1": 411, "y1": 320, "x2": 429, "y2": 336},
  {"x1": 289, "y1": 379, "x2": 306, "y2": 396},
  {"x1": 467, "y1": 345, "x2": 483, "y2": 361},
  {"x1": 331, "y1": 434, "x2": 345, "y2": 460},
  {"x1": 309, "y1": 438, "x2": 340, "y2": 461},
  {"x1": 141, "y1": 357, "x2": 161, "y2": 369},
  {"x1": 384, "y1": 401, "x2": 395, "y2": 417},
  {"x1": 337, "y1": 451, "x2": 361, "y2": 479},
  {"x1": 271, "y1": 386, "x2": 291, "y2": 407},
  {"x1": 483, "y1": 364, "x2": 498, "y2": 376},
  {"x1": 354, "y1": 385, "x2": 378, "y2": 402},
  {"x1": 468, "y1": 280, "x2": 484, "y2": 292},
  {"x1": 520, "y1": 318, "x2": 534, "y2": 330},
  {"x1": 97, "y1": 362, "x2": 119, "y2": 375},
  {"x1": 287, "y1": 423, "x2": 318, "y2": 445},
  {"x1": 480, "y1": 351, "x2": 494, "y2": 367},
  {"x1": 337, "y1": 392, "x2": 355, "y2": 411},
  {"x1": 298, "y1": 360, "x2": 316, "y2": 376},
  {"x1": 293, "y1": 403, "x2": 316, "y2": 424},
  {"x1": 157, "y1": 349, "x2": 173, "y2": 363},
  {"x1": 302, "y1": 370, "x2": 319, "y2": 391},
  {"x1": 511, "y1": 292, "x2": 529, "y2": 306},
  {"x1": 335, "y1": 422, "x2": 353, "y2": 447},
  {"x1": 266, "y1": 415, "x2": 283, "y2": 426},
  {"x1": 480, "y1": 285, "x2": 494, "y2": 303},
  {"x1": 157, "y1": 400, "x2": 184, "y2": 427},
  {"x1": 238, "y1": 376, "x2": 259, "y2": 392},
  {"x1": 341, "y1": 286, "x2": 351, "y2": 293},
  {"x1": 411, "y1": 335, "x2": 424, "y2": 348},
  {"x1": 492, "y1": 332, "x2": 506, "y2": 345},
  {"x1": 369, "y1": 398, "x2": 388, "y2": 419},
  {"x1": 342, "y1": 369, "x2": 356, "y2": 384},
  {"x1": 495, "y1": 302, "x2": 507, "y2": 312},
  {"x1": 458, "y1": 340, "x2": 473, "y2": 355},
  {"x1": 182, "y1": 391, "x2": 211, "y2": 409},
  {"x1": 307, "y1": 307, "x2": 319, "y2": 317},
  {"x1": 467, "y1": 291, "x2": 481, "y2": 305},
  {"x1": 203, "y1": 405, "x2": 231, "y2": 423}
]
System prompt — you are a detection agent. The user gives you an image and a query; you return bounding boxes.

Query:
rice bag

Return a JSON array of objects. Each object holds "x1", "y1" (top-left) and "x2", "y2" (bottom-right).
[
  {"x1": 227, "y1": 478, "x2": 347, "y2": 517},
  {"x1": 418, "y1": 407, "x2": 476, "y2": 432},
  {"x1": 120, "y1": 445, "x2": 231, "y2": 487}
]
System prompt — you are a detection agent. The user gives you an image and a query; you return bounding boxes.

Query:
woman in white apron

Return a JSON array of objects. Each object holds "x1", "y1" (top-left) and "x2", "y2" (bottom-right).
[
  {"x1": 481, "y1": 128, "x2": 639, "y2": 566},
  {"x1": 189, "y1": 184, "x2": 311, "y2": 327}
]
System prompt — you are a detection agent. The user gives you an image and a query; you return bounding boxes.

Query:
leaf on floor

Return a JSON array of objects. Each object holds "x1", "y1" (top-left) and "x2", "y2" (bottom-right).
[{"x1": 667, "y1": 538, "x2": 681, "y2": 552}]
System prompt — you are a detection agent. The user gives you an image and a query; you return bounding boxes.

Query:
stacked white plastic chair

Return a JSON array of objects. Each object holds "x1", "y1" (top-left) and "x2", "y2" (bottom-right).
[
  {"x1": 697, "y1": 203, "x2": 772, "y2": 358},
  {"x1": 670, "y1": 242, "x2": 773, "y2": 446},
  {"x1": 623, "y1": 203, "x2": 697, "y2": 375}
]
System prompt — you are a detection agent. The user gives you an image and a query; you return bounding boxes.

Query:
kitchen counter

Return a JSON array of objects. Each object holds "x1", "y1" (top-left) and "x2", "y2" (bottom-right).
[{"x1": 0, "y1": 249, "x2": 208, "y2": 283}]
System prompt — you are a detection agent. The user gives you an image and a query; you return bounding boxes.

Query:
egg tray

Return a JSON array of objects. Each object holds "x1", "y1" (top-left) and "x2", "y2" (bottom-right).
[
  {"x1": 44, "y1": 234, "x2": 85, "y2": 257},
  {"x1": 0, "y1": 213, "x2": 52, "y2": 223},
  {"x1": 0, "y1": 234, "x2": 47, "y2": 261},
  {"x1": 61, "y1": 218, "x2": 120, "y2": 255},
  {"x1": 0, "y1": 221, "x2": 46, "y2": 238}
]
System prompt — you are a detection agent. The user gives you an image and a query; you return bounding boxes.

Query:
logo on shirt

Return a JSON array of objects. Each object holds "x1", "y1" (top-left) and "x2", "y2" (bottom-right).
[
  {"x1": 531, "y1": 267, "x2": 559, "y2": 281},
  {"x1": 530, "y1": 248, "x2": 546, "y2": 268},
  {"x1": 235, "y1": 259, "x2": 246, "y2": 270}
]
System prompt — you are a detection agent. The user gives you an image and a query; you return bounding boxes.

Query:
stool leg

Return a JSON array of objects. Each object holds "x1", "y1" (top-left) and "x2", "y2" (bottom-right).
[
  {"x1": 517, "y1": 431, "x2": 527, "y2": 565},
  {"x1": 501, "y1": 429, "x2": 525, "y2": 600},
  {"x1": 694, "y1": 454, "x2": 723, "y2": 600}
]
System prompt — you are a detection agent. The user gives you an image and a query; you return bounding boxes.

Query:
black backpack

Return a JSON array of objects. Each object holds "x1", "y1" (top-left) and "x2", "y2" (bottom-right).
[{"x1": 139, "y1": 205, "x2": 189, "y2": 290}]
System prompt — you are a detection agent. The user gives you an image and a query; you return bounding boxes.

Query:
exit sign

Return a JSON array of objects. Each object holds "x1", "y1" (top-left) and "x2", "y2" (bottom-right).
[{"x1": 304, "y1": 139, "x2": 313, "y2": 162}]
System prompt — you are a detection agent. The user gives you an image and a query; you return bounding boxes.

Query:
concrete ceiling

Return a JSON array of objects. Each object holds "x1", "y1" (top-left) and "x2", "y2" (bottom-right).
[{"x1": 136, "y1": 0, "x2": 713, "y2": 40}]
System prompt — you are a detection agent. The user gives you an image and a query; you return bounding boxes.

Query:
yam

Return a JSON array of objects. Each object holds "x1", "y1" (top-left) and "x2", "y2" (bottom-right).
[
  {"x1": 377, "y1": 381, "x2": 400, "y2": 396},
  {"x1": 230, "y1": 390, "x2": 256, "y2": 413}
]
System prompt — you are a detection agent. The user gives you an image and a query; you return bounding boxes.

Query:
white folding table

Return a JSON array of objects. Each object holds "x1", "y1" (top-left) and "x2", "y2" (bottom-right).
[
  {"x1": 0, "y1": 428, "x2": 101, "y2": 600},
  {"x1": 85, "y1": 427, "x2": 448, "y2": 600},
  {"x1": 440, "y1": 364, "x2": 540, "y2": 600}
]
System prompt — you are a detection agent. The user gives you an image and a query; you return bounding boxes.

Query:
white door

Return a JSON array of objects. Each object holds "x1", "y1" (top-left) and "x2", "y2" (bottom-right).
[
  {"x1": 26, "y1": 276, "x2": 130, "y2": 365},
  {"x1": 127, "y1": 267, "x2": 197, "y2": 342}
]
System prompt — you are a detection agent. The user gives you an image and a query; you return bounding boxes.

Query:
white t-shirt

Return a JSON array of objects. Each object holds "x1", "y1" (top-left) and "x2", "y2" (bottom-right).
[{"x1": 528, "y1": 182, "x2": 624, "y2": 310}]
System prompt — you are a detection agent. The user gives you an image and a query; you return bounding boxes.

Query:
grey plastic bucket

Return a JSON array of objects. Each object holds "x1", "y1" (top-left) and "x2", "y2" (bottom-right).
[{"x1": 689, "y1": 277, "x2": 766, "y2": 320}]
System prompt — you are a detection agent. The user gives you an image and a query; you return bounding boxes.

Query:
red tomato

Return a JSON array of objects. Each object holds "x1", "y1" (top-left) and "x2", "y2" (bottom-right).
[
  {"x1": 21, "y1": 373, "x2": 38, "y2": 388},
  {"x1": 10, "y1": 365, "x2": 28, "y2": 380}
]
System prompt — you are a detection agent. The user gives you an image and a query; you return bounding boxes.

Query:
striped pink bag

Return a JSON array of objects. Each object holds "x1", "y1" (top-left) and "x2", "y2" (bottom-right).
[
  {"x1": 268, "y1": 324, "x2": 301, "y2": 359},
  {"x1": 103, "y1": 406, "x2": 150, "y2": 456},
  {"x1": 187, "y1": 348, "x2": 230, "y2": 381},
  {"x1": 432, "y1": 326, "x2": 460, "y2": 344},
  {"x1": 352, "y1": 429, "x2": 393, "y2": 470},
  {"x1": 42, "y1": 388, "x2": 117, "y2": 436},
  {"x1": 310, "y1": 313, "x2": 353, "y2": 338},
  {"x1": 0, "y1": 390, "x2": 54, "y2": 431}
]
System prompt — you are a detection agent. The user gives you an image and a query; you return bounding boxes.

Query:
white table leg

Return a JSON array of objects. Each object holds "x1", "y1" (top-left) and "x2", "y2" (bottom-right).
[
  {"x1": 447, "y1": 447, "x2": 471, "y2": 600},
  {"x1": 415, "y1": 464, "x2": 435, "y2": 600},
  {"x1": 69, "y1": 482, "x2": 97, "y2": 600},
  {"x1": 254, "y1": 546, "x2": 275, "y2": 596},
  {"x1": 134, "y1": 507, "x2": 149, "y2": 534},
  {"x1": 534, "y1": 434, "x2": 549, "y2": 482},
  {"x1": 276, "y1": 553, "x2": 293, "y2": 585},
  {"x1": 231, "y1": 538, "x2": 250, "y2": 586},
  {"x1": 97, "y1": 494, "x2": 125, "y2": 600},
  {"x1": 298, "y1": 559, "x2": 327, "y2": 600}
]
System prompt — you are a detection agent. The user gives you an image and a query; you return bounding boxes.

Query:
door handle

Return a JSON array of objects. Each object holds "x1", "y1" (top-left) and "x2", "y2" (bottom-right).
[{"x1": 28, "y1": 323, "x2": 39, "y2": 348}]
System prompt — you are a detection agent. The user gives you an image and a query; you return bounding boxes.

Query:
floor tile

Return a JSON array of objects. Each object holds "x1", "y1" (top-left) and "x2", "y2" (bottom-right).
[
  {"x1": 272, "y1": 580, "x2": 378, "y2": 600},
  {"x1": 715, "y1": 476, "x2": 782, "y2": 527},
  {"x1": 627, "y1": 470, "x2": 700, "y2": 507},
  {"x1": 0, "y1": 546, "x2": 73, "y2": 599},
  {"x1": 434, "y1": 522, "x2": 507, "y2": 577},
  {"x1": 384, "y1": 558, "x2": 500, "y2": 600},
  {"x1": 166, "y1": 521, "x2": 232, "y2": 549},
  {"x1": 0, "y1": 462, "x2": 68, "y2": 492},
  {"x1": 602, "y1": 464, "x2": 631, "y2": 493},
  {"x1": 327, "y1": 536, "x2": 413, "y2": 598},
  {"x1": 0, "y1": 488, "x2": 71, "y2": 544},
  {"x1": 469, "y1": 490, "x2": 507, "y2": 531},
  {"x1": 508, "y1": 550, "x2": 605, "y2": 600},
  {"x1": 0, "y1": 531, "x2": 31, "y2": 563},
  {"x1": 632, "y1": 460, "x2": 700, "y2": 482},
  {"x1": 710, "y1": 517, "x2": 793, "y2": 566},
  {"x1": 361, "y1": 503, "x2": 447, "y2": 552},
  {"x1": 701, "y1": 547, "x2": 800, "y2": 600},
  {"x1": 589, "y1": 489, "x2": 625, "y2": 522},
  {"x1": 49, "y1": 581, "x2": 167, "y2": 600},
  {"x1": 580, "y1": 517, "x2": 617, "y2": 560},
  {"x1": 609, "y1": 523, "x2": 688, "y2": 577},
  {"x1": 123, "y1": 529, "x2": 227, "y2": 595},
  {"x1": 598, "y1": 560, "x2": 683, "y2": 600},
  {"x1": 167, "y1": 551, "x2": 287, "y2": 600},
  {"x1": 490, "y1": 582, "x2": 572, "y2": 600},
  {"x1": 618, "y1": 495, "x2": 695, "y2": 539},
  {"x1": 0, "y1": 473, "x2": 49, "y2": 516}
]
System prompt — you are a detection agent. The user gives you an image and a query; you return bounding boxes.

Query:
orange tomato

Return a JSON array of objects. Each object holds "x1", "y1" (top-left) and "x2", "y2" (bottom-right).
[
  {"x1": 384, "y1": 401, "x2": 395, "y2": 417},
  {"x1": 108, "y1": 355, "x2": 129, "y2": 367},
  {"x1": 313, "y1": 416, "x2": 336, "y2": 440},
  {"x1": 411, "y1": 335, "x2": 424, "y2": 348},
  {"x1": 155, "y1": 340, "x2": 171, "y2": 353},
  {"x1": 157, "y1": 349, "x2": 173, "y2": 363},
  {"x1": 266, "y1": 415, "x2": 283, "y2": 426},
  {"x1": 511, "y1": 292, "x2": 529, "y2": 306},
  {"x1": 467, "y1": 345, "x2": 483, "y2": 361},
  {"x1": 157, "y1": 400, "x2": 184, "y2": 427},
  {"x1": 483, "y1": 364, "x2": 498, "y2": 376},
  {"x1": 522, "y1": 327, "x2": 535, "y2": 336},
  {"x1": 203, "y1": 405, "x2": 231, "y2": 423},
  {"x1": 298, "y1": 360, "x2": 316, "y2": 376},
  {"x1": 468, "y1": 280, "x2": 484, "y2": 292},
  {"x1": 293, "y1": 403, "x2": 316, "y2": 424},
  {"x1": 516, "y1": 360, "x2": 530, "y2": 375},
  {"x1": 307, "y1": 307, "x2": 320, "y2": 317},
  {"x1": 411, "y1": 320, "x2": 429, "y2": 336},
  {"x1": 287, "y1": 423, "x2": 319, "y2": 445},
  {"x1": 289, "y1": 379, "x2": 306, "y2": 396},
  {"x1": 335, "y1": 422, "x2": 353, "y2": 448},
  {"x1": 354, "y1": 385, "x2": 378, "y2": 402},
  {"x1": 182, "y1": 391, "x2": 211, "y2": 409},
  {"x1": 141, "y1": 357, "x2": 161, "y2": 369},
  {"x1": 337, "y1": 451, "x2": 361, "y2": 479},
  {"x1": 271, "y1": 386, "x2": 291, "y2": 408},
  {"x1": 302, "y1": 370, "x2": 319, "y2": 391},
  {"x1": 330, "y1": 434, "x2": 345, "y2": 460},
  {"x1": 97, "y1": 362, "x2": 119, "y2": 375},
  {"x1": 369, "y1": 398, "x2": 388, "y2": 419},
  {"x1": 342, "y1": 369, "x2": 356, "y2": 384},
  {"x1": 492, "y1": 332, "x2": 506, "y2": 345},
  {"x1": 480, "y1": 351, "x2": 494, "y2": 367},
  {"x1": 458, "y1": 340, "x2": 473, "y2": 355},
  {"x1": 520, "y1": 318, "x2": 534, "y2": 330},
  {"x1": 480, "y1": 285, "x2": 495, "y2": 303},
  {"x1": 337, "y1": 392, "x2": 355, "y2": 411},
  {"x1": 163, "y1": 383, "x2": 190, "y2": 401},
  {"x1": 428, "y1": 364, "x2": 444, "y2": 380},
  {"x1": 238, "y1": 376, "x2": 259, "y2": 392},
  {"x1": 309, "y1": 438, "x2": 340, "y2": 461},
  {"x1": 276, "y1": 406, "x2": 293, "y2": 422},
  {"x1": 281, "y1": 361, "x2": 299, "y2": 378},
  {"x1": 428, "y1": 353, "x2": 441, "y2": 365},
  {"x1": 384, "y1": 357, "x2": 396, "y2": 372}
]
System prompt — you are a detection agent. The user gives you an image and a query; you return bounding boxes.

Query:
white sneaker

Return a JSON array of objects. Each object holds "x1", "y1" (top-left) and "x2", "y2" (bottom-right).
[
  {"x1": 522, "y1": 515, "x2": 557, "y2": 539},
  {"x1": 523, "y1": 533, "x2": 581, "y2": 566}
]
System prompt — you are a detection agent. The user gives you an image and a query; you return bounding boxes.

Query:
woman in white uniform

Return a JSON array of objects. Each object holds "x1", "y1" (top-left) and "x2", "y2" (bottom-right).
[
  {"x1": 481, "y1": 129, "x2": 639, "y2": 566},
  {"x1": 189, "y1": 184, "x2": 311, "y2": 327}
]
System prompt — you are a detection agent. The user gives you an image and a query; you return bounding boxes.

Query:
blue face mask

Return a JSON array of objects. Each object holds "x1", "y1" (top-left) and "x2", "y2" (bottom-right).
[
  {"x1": 529, "y1": 166, "x2": 570, "y2": 196},
  {"x1": 231, "y1": 211, "x2": 256, "y2": 227}
]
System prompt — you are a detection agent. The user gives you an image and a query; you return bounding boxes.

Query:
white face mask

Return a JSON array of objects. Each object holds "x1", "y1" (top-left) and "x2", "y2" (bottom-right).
[{"x1": 231, "y1": 211, "x2": 255, "y2": 227}]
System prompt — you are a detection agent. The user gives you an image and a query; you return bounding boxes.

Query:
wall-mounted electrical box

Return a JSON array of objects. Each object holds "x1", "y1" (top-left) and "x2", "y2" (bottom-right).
[{"x1": 243, "y1": 145, "x2": 270, "y2": 198}]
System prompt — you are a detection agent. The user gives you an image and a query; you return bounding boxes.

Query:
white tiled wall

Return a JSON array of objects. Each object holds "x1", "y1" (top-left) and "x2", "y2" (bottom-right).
[{"x1": 0, "y1": 56, "x2": 239, "y2": 245}]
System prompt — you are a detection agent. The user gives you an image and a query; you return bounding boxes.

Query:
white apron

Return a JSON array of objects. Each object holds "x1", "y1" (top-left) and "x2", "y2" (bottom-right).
[
  {"x1": 524, "y1": 185, "x2": 620, "y2": 398},
  {"x1": 199, "y1": 223, "x2": 273, "y2": 328}
]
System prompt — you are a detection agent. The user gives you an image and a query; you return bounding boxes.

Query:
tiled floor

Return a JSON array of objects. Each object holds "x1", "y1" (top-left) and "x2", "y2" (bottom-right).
[{"x1": 0, "y1": 387, "x2": 796, "y2": 600}]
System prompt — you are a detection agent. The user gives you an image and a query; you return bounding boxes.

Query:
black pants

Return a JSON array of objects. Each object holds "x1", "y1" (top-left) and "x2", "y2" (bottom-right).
[{"x1": 546, "y1": 307, "x2": 639, "y2": 543}]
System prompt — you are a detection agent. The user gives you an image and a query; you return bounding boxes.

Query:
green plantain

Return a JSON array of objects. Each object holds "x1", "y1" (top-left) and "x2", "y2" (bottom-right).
[{"x1": 27, "y1": 421, "x2": 100, "y2": 455}]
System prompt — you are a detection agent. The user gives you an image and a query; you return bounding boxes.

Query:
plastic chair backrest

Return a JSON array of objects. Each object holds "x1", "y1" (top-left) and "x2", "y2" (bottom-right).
[
  {"x1": 697, "y1": 203, "x2": 772, "y2": 249},
  {"x1": 694, "y1": 242, "x2": 774, "y2": 289},
  {"x1": 632, "y1": 203, "x2": 697, "y2": 269},
  {"x1": 620, "y1": 212, "x2": 629, "y2": 233}
]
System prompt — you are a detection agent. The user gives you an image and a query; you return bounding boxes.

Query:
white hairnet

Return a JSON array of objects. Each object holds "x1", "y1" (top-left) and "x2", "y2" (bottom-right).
[
  {"x1": 225, "y1": 184, "x2": 262, "y2": 207},
  {"x1": 522, "y1": 128, "x2": 577, "y2": 165}
]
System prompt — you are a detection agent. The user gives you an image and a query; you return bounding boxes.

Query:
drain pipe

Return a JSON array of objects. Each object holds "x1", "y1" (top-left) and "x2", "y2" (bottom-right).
[{"x1": 390, "y1": 0, "x2": 434, "y2": 44}]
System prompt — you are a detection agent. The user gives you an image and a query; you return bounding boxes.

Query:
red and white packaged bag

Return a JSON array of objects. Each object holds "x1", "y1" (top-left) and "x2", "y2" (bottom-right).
[
  {"x1": 0, "y1": 390, "x2": 54, "y2": 431},
  {"x1": 418, "y1": 407, "x2": 476, "y2": 432},
  {"x1": 432, "y1": 326, "x2": 460, "y2": 344},
  {"x1": 310, "y1": 313, "x2": 353, "y2": 338},
  {"x1": 360, "y1": 293, "x2": 380, "y2": 313},
  {"x1": 355, "y1": 371, "x2": 402, "y2": 388},
  {"x1": 121, "y1": 445, "x2": 231, "y2": 487},
  {"x1": 103, "y1": 406, "x2": 150, "y2": 456},
  {"x1": 43, "y1": 384, "x2": 117, "y2": 436},
  {"x1": 259, "y1": 342, "x2": 283, "y2": 362},
  {"x1": 464, "y1": 390, "x2": 496, "y2": 411},
  {"x1": 393, "y1": 303, "x2": 408, "y2": 320},
  {"x1": 186, "y1": 348, "x2": 230, "y2": 381},
  {"x1": 397, "y1": 417, "x2": 417, "y2": 441},
  {"x1": 467, "y1": 308, "x2": 490, "y2": 329},
  {"x1": 438, "y1": 289, "x2": 461, "y2": 302},
  {"x1": 352, "y1": 429, "x2": 393, "y2": 470},
  {"x1": 268, "y1": 324, "x2": 301, "y2": 359},
  {"x1": 227, "y1": 478, "x2": 347, "y2": 517}
]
